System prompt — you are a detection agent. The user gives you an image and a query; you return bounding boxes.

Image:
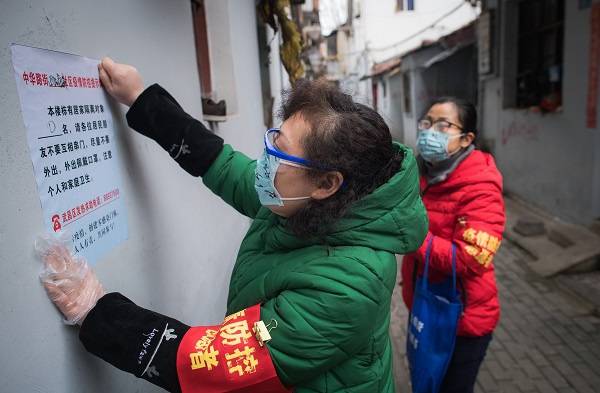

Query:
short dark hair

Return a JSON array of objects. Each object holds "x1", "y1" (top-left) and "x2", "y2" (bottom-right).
[
  {"x1": 280, "y1": 78, "x2": 404, "y2": 238},
  {"x1": 427, "y1": 96, "x2": 478, "y2": 138}
]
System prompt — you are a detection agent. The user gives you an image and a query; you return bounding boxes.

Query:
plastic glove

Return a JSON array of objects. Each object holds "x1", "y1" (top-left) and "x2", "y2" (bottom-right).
[
  {"x1": 98, "y1": 57, "x2": 145, "y2": 106},
  {"x1": 35, "y1": 235, "x2": 105, "y2": 325}
]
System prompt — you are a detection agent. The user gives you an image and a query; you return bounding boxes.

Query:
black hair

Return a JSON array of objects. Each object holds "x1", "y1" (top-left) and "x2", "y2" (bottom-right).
[{"x1": 279, "y1": 78, "x2": 404, "y2": 239}]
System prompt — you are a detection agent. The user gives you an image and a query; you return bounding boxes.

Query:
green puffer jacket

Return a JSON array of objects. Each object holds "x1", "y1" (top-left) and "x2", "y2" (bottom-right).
[{"x1": 202, "y1": 142, "x2": 428, "y2": 393}]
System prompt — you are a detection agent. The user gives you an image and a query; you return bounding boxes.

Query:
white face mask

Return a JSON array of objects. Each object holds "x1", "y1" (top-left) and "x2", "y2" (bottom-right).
[{"x1": 254, "y1": 149, "x2": 311, "y2": 206}]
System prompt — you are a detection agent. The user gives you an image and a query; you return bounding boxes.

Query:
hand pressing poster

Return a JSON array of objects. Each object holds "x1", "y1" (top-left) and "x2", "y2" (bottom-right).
[{"x1": 11, "y1": 44, "x2": 128, "y2": 265}]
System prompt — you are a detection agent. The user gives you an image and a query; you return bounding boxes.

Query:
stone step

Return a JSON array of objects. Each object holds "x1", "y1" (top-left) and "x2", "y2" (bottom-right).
[{"x1": 504, "y1": 196, "x2": 600, "y2": 277}]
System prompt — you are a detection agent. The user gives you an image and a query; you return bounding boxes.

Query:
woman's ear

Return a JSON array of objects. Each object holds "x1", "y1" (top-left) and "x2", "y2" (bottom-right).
[
  {"x1": 460, "y1": 132, "x2": 476, "y2": 148},
  {"x1": 311, "y1": 171, "x2": 344, "y2": 200}
]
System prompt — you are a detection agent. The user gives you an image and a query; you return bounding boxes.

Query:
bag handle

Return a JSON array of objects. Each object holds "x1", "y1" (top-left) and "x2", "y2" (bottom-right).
[
  {"x1": 451, "y1": 243, "x2": 457, "y2": 294},
  {"x1": 422, "y1": 236, "x2": 434, "y2": 291},
  {"x1": 422, "y1": 237, "x2": 458, "y2": 294}
]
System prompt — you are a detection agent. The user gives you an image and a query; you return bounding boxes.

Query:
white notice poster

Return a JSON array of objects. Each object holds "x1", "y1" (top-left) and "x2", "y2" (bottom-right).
[{"x1": 11, "y1": 44, "x2": 128, "y2": 265}]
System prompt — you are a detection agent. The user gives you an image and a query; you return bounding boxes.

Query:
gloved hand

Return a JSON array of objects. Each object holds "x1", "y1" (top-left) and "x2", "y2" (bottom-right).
[
  {"x1": 98, "y1": 57, "x2": 145, "y2": 106},
  {"x1": 36, "y1": 235, "x2": 105, "y2": 325}
]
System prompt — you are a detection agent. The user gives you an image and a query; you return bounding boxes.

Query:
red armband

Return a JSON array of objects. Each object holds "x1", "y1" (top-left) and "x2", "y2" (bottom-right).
[
  {"x1": 459, "y1": 226, "x2": 502, "y2": 268},
  {"x1": 176, "y1": 304, "x2": 290, "y2": 393}
]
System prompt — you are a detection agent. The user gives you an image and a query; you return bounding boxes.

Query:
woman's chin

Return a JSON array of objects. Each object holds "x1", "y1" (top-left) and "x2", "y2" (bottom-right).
[
  {"x1": 267, "y1": 202, "x2": 308, "y2": 218},
  {"x1": 267, "y1": 205, "x2": 290, "y2": 217}
]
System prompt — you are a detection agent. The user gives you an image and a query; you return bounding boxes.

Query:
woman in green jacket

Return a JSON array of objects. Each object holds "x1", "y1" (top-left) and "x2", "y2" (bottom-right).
[{"x1": 39, "y1": 58, "x2": 428, "y2": 393}]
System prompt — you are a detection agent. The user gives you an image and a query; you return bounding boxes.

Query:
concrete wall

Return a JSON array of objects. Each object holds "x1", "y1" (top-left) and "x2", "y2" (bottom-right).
[
  {"x1": 381, "y1": 71, "x2": 406, "y2": 143},
  {"x1": 357, "y1": 0, "x2": 479, "y2": 63},
  {"x1": 378, "y1": 41, "x2": 477, "y2": 154},
  {"x1": 0, "y1": 0, "x2": 265, "y2": 392},
  {"x1": 378, "y1": 45, "x2": 445, "y2": 148},
  {"x1": 343, "y1": 0, "x2": 479, "y2": 102},
  {"x1": 480, "y1": 0, "x2": 600, "y2": 224}
]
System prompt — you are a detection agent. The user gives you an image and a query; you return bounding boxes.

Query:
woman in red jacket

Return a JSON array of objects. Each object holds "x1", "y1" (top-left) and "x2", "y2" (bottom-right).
[{"x1": 402, "y1": 97, "x2": 505, "y2": 393}]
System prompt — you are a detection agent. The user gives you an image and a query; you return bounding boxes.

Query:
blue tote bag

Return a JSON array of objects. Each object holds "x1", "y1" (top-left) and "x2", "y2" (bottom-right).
[{"x1": 406, "y1": 237, "x2": 463, "y2": 393}]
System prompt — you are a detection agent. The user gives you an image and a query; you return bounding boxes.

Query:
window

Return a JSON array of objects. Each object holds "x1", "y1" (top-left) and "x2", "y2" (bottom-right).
[
  {"x1": 515, "y1": 0, "x2": 564, "y2": 111},
  {"x1": 372, "y1": 81, "x2": 379, "y2": 111},
  {"x1": 327, "y1": 31, "x2": 338, "y2": 58},
  {"x1": 403, "y1": 72, "x2": 412, "y2": 114},
  {"x1": 396, "y1": 0, "x2": 415, "y2": 12}
]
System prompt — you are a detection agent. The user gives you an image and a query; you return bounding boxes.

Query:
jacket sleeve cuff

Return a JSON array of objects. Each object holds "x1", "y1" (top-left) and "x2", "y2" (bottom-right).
[
  {"x1": 79, "y1": 294, "x2": 290, "y2": 393},
  {"x1": 126, "y1": 84, "x2": 170, "y2": 131},
  {"x1": 125, "y1": 83, "x2": 224, "y2": 177},
  {"x1": 80, "y1": 292, "x2": 190, "y2": 393}
]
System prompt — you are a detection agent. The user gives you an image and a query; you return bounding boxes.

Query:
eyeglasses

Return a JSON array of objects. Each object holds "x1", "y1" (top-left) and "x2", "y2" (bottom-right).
[
  {"x1": 264, "y1": 128, "x2": 332, "y2": 170},
  {"x1": 417, "y1": 119, "x2": 463, "y2": 132}
]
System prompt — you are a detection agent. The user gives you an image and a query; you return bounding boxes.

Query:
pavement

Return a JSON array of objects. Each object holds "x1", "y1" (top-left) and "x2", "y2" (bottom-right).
[{"x1": 390, "y1": 240, "x2": 600, "y2": 393}]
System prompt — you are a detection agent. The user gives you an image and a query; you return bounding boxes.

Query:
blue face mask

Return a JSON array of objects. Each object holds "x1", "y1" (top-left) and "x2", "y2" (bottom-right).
[
  {"x1": 416, "y1": 129, "x2": 464, "y2": 163},
  {"x1": 254, "y1": 149, "x2": 312, "y2": 207}
]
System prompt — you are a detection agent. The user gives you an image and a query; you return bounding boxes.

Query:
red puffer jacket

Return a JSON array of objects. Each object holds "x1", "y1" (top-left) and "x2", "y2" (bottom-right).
[{"x1": 401, "y1": 150, "x2": 505, "y2": 337}]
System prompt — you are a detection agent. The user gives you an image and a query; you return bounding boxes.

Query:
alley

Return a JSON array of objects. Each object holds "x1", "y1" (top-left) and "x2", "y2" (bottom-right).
[{"x1": 391, "y1": 241, "x2": 600, "y2": 393}]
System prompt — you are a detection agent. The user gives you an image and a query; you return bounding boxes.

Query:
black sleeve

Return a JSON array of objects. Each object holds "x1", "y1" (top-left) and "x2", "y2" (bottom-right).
[
  {"x1": 126, "y1": 84, "x2": 224, "y2": 177},
  {"x1": 79, "y1": 292, "x2": 190, "y2": 393}
]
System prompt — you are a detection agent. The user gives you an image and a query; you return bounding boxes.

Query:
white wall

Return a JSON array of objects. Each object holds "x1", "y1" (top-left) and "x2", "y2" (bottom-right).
[
  {"x1": 343, "y1": 0, "x2": 479, "y2": 73},
  {"x1": 267, "y1": 25, "x2": 292, "y2": 126},
  {"x1": 357, "y1": 0, "x2": 479, "y2": 63},
  {"x1": 343, "y1": 0, "x2": 479, "y2": 124},
  {"x1": 0, "y1": 0, "x2": 265, "y2": 392}
]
